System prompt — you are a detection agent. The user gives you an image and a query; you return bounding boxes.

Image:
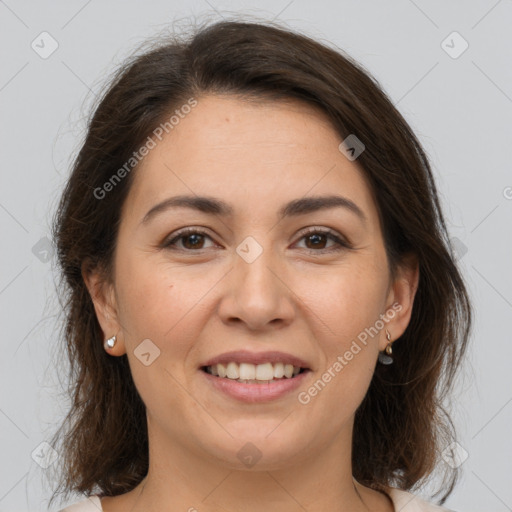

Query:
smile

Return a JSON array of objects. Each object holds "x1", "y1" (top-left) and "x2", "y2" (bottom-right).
[
  {"x1": 200, "y1": 363, "x2": 311, "y2": 403},
  {"x1": 202, "y1": 362, "x2": 307, "y2": 383}
]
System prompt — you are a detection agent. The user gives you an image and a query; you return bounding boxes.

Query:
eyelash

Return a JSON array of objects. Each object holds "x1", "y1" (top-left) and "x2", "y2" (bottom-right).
[{"x1": 162, "y1": 226, "x2": 352, "y2": 254}]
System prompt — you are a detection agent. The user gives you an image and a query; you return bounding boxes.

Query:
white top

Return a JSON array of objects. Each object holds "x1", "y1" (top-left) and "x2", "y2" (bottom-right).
[{"x1": 58, "y1": 488, "x2": 456, "y2": 511}]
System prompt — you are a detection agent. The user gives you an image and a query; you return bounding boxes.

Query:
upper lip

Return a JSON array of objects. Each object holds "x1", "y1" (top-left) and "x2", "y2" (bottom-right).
[{"x1": 201, "y1": 350, "x2": 311, "y2": 370}]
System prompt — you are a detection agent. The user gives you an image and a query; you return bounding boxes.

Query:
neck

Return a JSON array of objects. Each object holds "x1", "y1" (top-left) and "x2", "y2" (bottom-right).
[{"x1": 119, "y1": 419, "x2": 393, "y2": 512}]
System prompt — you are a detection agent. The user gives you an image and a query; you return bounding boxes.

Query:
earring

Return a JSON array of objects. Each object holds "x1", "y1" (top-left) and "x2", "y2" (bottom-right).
[
  {"x1": 104, "y1": 335, "x2": 117, "y2": 351},
  {"x1": 378, "y1": 329, "x2": 394, "y2": 365}
]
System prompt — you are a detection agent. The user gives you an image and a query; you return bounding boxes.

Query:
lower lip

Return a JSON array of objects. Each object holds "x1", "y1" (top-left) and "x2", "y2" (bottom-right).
[{"x1": 200, "y1": 369, "x2": 311, "y2": 403}]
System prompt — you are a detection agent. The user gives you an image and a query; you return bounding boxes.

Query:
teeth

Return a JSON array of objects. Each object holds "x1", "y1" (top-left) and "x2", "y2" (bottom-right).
[
  {"x1": 205, "y1": 362, "x2": 304, "y2": 381},
  {"x1": 274, "y1": 362, "x2": 284, "y2": 378},
  {"x1": 241, "y1": 362, "x2": 257, "y2": 380},
  {"x1": 255, "y1": 362, "x2": 273, "y2": 380},
  {"x1": 226, "y1": 362, "x2": 238, "y2": 379}
]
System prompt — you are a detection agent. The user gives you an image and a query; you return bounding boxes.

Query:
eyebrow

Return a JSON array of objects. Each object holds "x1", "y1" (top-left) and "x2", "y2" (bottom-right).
[{"x1": 141, "y1": 194, "x2": 367, "y2": 225}]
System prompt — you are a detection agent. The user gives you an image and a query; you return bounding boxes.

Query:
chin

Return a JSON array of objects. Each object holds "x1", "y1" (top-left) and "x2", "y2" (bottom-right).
[{"x1": 203, "y1": 426, "x2": 310, "y2": 471}]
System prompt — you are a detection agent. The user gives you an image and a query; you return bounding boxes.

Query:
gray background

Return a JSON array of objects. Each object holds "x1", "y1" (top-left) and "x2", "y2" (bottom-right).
[{"x1": 0, "y1": 1, "x2": 511, "y2": 511}]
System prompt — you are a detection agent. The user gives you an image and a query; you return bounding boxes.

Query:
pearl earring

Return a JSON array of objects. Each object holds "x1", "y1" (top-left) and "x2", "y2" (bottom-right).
[
  {"x1": 378, "y1": 329, "x2": 394, "y2": 365},
  {"x1": 104, "y1": 335, "x2": 117, "y2": 351}
]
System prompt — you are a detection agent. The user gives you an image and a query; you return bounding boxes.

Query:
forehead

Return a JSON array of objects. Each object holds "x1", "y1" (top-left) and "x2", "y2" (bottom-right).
[{"x1": 124, "y1": 94, "x2": 380, "y2": 229}]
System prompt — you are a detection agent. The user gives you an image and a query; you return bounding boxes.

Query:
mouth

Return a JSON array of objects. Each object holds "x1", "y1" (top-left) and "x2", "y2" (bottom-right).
[
  {"x1": 200, "y1": 362, "x2": 311, "y2": 384},
  {"x1": 199, "y1": 361, "x2": 312, "y2": 403}
]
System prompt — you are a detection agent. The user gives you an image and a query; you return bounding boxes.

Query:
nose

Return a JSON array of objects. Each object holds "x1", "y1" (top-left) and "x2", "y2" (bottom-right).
[{"x1": 217, "y1": 242, "x2": 296, "y2": 331}]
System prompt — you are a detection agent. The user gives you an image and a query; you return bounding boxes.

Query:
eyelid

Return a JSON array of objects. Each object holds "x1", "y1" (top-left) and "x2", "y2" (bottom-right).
[
  {"x1": 297, "y1": 225, "x2": 349, "y2": 241},
  {"x1": 162, "y1": 226, "x2": 218, "y2": 250},
  {"x1": 294, "y1": 226, "x2": 353, "y2": 250},
  {"x1": 162, "y1": 225, "x2": 353, "y2": 252}
]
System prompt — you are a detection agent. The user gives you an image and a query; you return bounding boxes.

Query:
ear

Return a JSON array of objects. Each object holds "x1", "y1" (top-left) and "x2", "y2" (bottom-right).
[
  {"x1": 379, "y1": 252, "x2": 420, "y2": 351},
  {"x1": 81, "y1": 259, "x2": 126, "y2": 356}
]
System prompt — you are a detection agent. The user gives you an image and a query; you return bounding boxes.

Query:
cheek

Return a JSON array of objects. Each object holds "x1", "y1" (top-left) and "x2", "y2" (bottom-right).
[
  {"x1": 293, "y1": 260, "x2": 386, "y2": 399},
  {"x1": 115, "y1": 255, "x2": 218, "y2": 353},
  {"x1": 296, "y1": 261, "x2": 388, "y2": 344},
  {"x1": 114, "y1": 257, "x2": 208, "y2": 410}
]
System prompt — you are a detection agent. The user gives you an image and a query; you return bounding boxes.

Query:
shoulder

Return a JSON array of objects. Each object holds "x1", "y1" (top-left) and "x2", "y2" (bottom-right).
[
  {"x1": 57, "y1": 495, "x2": 102, "y2": 512},
  {"x1": 387, "y1": 487, "x2": 458, "y2": 512}
]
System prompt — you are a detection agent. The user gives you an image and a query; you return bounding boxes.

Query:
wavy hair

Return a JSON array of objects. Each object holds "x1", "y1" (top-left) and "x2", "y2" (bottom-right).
[{"x1": 48, "y1": 18, "x2": 472, "y2": 508}]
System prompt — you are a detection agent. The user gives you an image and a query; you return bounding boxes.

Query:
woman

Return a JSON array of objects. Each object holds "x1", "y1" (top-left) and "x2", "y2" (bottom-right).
[{"x1": 49, "y1": 19, "x2": 472, "y2": 512}]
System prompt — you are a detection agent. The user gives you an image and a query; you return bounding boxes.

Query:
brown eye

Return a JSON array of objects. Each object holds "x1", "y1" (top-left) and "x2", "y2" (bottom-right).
[
  {"x1": 295, "y1": 228, "x2": 351, "y2": 253},
  {"x1": 163, "y1": 229, "x2": 215, "y2": 251},
  {"x1": 304, "y1": 233, "x2": 328, "y2": 249},
  {"x1": 181, "y1": 233, "x2": 206, "y2": 249}
]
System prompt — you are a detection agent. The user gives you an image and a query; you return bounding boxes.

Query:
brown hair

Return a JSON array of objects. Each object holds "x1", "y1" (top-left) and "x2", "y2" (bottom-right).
[{"x1": 48, "y1": 18, "x2": 472, "y2": 508}]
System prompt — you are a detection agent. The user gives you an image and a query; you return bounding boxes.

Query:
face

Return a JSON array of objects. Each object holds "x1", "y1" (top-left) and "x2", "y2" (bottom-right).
[{"x1": 87, "y1": 94, "x2": 418, "y2": 471}]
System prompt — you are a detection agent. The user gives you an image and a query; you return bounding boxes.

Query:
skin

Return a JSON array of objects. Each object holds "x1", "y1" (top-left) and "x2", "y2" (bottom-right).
[{"x1": 84, "y1": 94, "x2": 419, "y2": 512}]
